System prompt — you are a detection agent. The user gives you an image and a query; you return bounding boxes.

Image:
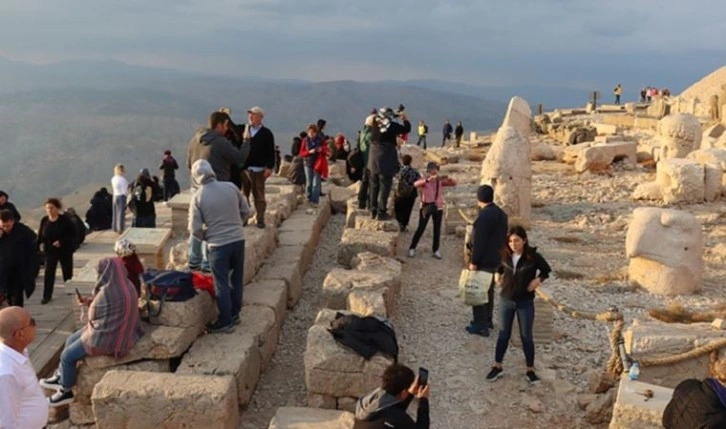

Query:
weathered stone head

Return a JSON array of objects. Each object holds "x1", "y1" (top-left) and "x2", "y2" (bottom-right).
[
  {"x1": 480, "y1": 126, "x2": 531, "y2": 220},
  {"x1": 625, "y1": 207, "x2": 703, "y2": 295},
  {"x1": 656, "y1": 114, "x2": 702, "y2": 160}
]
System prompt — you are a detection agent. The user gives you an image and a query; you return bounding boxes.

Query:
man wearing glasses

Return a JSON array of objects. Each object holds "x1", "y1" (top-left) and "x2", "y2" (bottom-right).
[{"x1": 0, "y1": 306, "x2": 48, "y2": 428}]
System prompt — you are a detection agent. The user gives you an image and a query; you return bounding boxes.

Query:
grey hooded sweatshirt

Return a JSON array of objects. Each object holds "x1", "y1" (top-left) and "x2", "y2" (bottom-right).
[
  {"x1": 186, "y1": 127, "x2": 249, "y2": 185},
  {"x1": 189, "y1": 160, "x2": 250, "y2": 248},
  {"x1": 353, "y1": 387, "x2": 429, "y2": 429}
]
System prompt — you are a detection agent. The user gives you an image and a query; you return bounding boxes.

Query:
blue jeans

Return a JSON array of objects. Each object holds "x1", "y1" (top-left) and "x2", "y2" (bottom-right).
[
  {"x1": 494, "y1": 297, "x2": 535, "y2": 367},
  {"x1": 188, "y1": 236, "x2": 210, "y2": 271},
  {"x1": 304, "y1": 164, "x2": 322, "y2": 204},
  {"x1": 59, "y1": 329, "x2": 87, "y2": 390},
  {"x1": 208, "y1": 240, "x2": 245, "y2": 327},
  {"x1": 112, "y1": 195, "x2": 126, "y2": 233},
  {"x1": 133, "y1": 215, "x2": 156, "y2": 228}
]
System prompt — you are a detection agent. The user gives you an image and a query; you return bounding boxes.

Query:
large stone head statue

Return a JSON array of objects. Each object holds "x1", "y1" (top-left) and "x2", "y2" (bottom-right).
[
  {"x1": 625, "y1": 207, "x2": 703, "y2": 295},
  {"x1": 656, "y1": 114, "x2": 702, "y2": 160}
]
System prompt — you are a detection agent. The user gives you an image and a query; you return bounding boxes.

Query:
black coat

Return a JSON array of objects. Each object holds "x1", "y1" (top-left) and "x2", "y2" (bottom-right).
[
  {"x1": 497, "y1": 247, "x2": 552, "y2": 302},
  {"x1": 0, "y1": 222, "x2": 39, "y2": 299},
  {"x1": 328, "y1": 313, "x2": 398, "y2": 361},
  {"x1": 663, "y1": 379, "x2": 726, "y2": 429},
  {"x1": 469, "y1": 204, "x2": 508, "y2": 270},
  {"x1": 353, "y1": 396, "x2": 429, "y2": 429},
  {"x1": 0, "y1": 201, "x2": 21, "y2": 221},
  {"x1": 85, "y1": 192, "x2": 113, "y2": 231},
  {"x1": 368, "y1": 120, "x2": 411, "y2": 176},
  {"x1": 244, "y1": 125, "x2": 276, "y2": 170}
]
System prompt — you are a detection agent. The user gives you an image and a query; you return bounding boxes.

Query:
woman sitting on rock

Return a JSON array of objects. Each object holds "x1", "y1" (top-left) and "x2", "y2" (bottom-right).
[
  {"x1": 40, "y1": 257, "x2": 144, "y2": 406},
  {"x1": 486, "y1": 225, "x2": 551, "y2": 385}
]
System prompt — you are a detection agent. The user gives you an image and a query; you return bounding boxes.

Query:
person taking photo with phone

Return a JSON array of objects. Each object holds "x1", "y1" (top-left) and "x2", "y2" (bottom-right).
[{"x1": 353, "y1": 363, "x2": 430, "y2": 429}]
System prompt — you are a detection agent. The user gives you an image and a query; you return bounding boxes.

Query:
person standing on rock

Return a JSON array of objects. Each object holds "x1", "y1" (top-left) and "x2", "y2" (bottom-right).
[
  {"x1": 241, "y1": 106, "x2": 275, "y2": 229},
  {"x1": 357, "y1": 111, "x2": 375, "y2": 210},
  {"x1": 486, "y1": 225, "x2": 551, "y2": 385},
  {"x1": 128, "y1": 168, "x2": 157, "y2": 228},
  {"x1": 466, "y1": 185, "x2": 508, "y2": 337},
  {"x1": 442, "y1": 120, "x2": 453, "y2": 147},
  {"x1": 159, "y1": 149, "x2": 180, "y2": 201},
  {"x1": 189, "y1": 159, "x2": 249, "y2": 333},
  {"x1": 353, "y1": 363, "x2": 430, "y2": 429},
  {"x1": 111, "y1": 164, "x2": 129, "y2": 234},
  {"x1": 416, "y1": 120, "x2": 428, "y2": 149},
  {"x1": 454, "y1": 121, "x2": 464, "y2": 148},
  {"x1": 0, "y1": 306, "x2": 48, "y2": 429},
  {"x1": 614, "y1": 84, "x2": 622, "y2": 105},
  {"x1": 407, "y1": 162, "x2": 456, "y2": 259},
  {"x1": 0, "y1": 210, "x2": 40, "y2": 307},
  {"x1": 369, "y1": 107, "x2": 411, "y2": 221}
]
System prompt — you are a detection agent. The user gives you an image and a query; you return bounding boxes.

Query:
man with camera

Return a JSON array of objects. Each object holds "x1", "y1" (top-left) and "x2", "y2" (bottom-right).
[
  {"x1": 354, "y1": 363, "x2": 430, "y2": 429},
  {"x1": 368, "y1": 106, "x2": 411, "y2": 221}
]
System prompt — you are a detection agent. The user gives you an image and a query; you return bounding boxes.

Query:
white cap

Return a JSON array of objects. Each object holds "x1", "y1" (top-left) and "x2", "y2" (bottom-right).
[{"x1": 247, "y1": 106, "x2": 265, "y2": 116}]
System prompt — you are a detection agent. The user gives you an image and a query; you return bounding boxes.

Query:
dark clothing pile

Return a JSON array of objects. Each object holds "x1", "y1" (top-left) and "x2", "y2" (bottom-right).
[
  {"x1": 286, "y1": 157, "x2": 306, "y2": 186},
  {"x1": 497, "y1": 247, "x2": 552, "y2": 302},
  {"x1": 0, "y1": 222, "x2": 39, "y2": 306},
  {"x1": 663, "y1": 378, "x2": 726, "y2": 429},
  {"x1": 469, "y1": 204, "x2": 508, "y2": 270},
  {"x1": 85, "y1": 188, "x2": 112, "y2": 231},
  {"x1": 354, "y1": 389, "x2": 429, "y2": 429},
  {"x1": 328, "y1": 313, "x2": 398, "y2": 361}
]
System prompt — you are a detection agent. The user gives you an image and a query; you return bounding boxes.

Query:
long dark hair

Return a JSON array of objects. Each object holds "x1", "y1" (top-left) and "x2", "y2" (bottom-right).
[{"x1": 500, "y1": 225, "x2": 536, "y2": 260}]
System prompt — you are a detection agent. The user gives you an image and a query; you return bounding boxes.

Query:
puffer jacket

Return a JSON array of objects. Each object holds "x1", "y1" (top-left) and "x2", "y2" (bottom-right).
[{"x1": 662, "y1": 378, "x2": 726, "y2": 429}]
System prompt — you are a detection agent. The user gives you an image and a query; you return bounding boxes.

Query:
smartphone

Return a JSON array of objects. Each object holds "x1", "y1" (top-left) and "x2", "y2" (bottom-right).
[
  {"x1": 418, "y1": 367, "x2": 429, "y2": 387},
  {"x1": 75, "y1": 288, "x2": 82, "y2": 302}
]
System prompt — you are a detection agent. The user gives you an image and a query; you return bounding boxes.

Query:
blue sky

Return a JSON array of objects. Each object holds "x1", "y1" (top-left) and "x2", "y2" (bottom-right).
[{"x1": 1, "y1": 0, "x2": 724, "y2": 91}]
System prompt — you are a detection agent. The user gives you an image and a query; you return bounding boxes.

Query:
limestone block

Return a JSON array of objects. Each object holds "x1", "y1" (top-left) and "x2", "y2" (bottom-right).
[
  {"x1": 240, "y1": 305, "x2": 279, "y2": 369},
  {"x1": 329, "y1": 160, "x2": 347, "y2": 181},
  {"x1": 703, "y1": 162, "x2": 723, "y2": 201},
  {"x1": 350, "y1": 252, "x2": 403, "y2": 276},
  {"x1": 426, "y1": 149, "x2": 458, "y2": 165},
  {"x1": 246, "y1": 225, "x2": 278, "y2": 266},
  {"x1": 700, "y1": 123, "x2": 726, "y2": 149},
  {"x1": 594, "y1": 123, "x2": 621, "y2": 135},
  {"x1": 712, "y1": 318, "x2": 726, "y2": 330},
  {"x1": 75, "y1": 359, "x2": 170, "y2": 404},
  {"x1": 257, "y1": 261, "x2": 303, "y2": 308},
  {"x1": 92, "y1": 371, "x2": 239, "y2": 429},
  {"x1": 347, "y1": 289, "x2": 388, "y2": 318},
  {"x1": 656, "y1": 113, "x2": 702, "y2": 159},
  {"x1": 624, "y1": 320, "x2": 726, "y2": 387},
  {"x1": 588, "y1": 370, "x2": 616, "y2": 394},
  {"x1": 609, "y1": 378, "x2": 673, "y2": 429},
  {"x1": 244, "y1": 243, "x2": 258, "y2": 285},
  {"x1": 631, "y1": 182, "x2": 662, "y2": 201},
  {"x1": 304, "y1": 324, "x2": 393, "y2": 398},
  {"x1": 687, "y1": 148, "x2": 726, "y2": 191},
  {"x1": 626, "y1": 207, "x2": 703, "y2": 296},
  {"x1": 656, "y1": 158, "x2": 705, "y2": 203},
  {"x1": 268, "y1": 407, "x2": 355, "y2": 429},
  {"x1": 307, "y1": 393, "x2": 337, "y2": 409},
  {"x1": 177, "y1": 326, "x2": 261, "y2": 406},
  {"x1": 585, "y1": 390, "x2": 614, "y2": 425},
  {"x1": 167, "y1": 241, "x2": 188, "y2": 271},
  {"x1": 480, "y1": 126, "x2": 531, "y2": 219},
  {"x1": 244, "y1": 279, "x2": 288, "y2": 331},
  {"x1": 501, "y1": 96, "x2": 532, "y2": 136},
  {"x1": 147, "y1": 291, "x2": 217, "y2": 333},
  {"x1": 354, "y1": 217, "x2": 400, "y2": 232},
  {"x1": 328, "y1": 185, "x2": 357, "y2": 214},
  {"x1": 562, "y1": 143, "x2": 590, "y2": 165},
  {"x1": 337, "y1": 229, "x2": 398, "y2": 267},
  {"x1": 530, "y1": 143, "x2": 556, "y2": 161},
  {"x1": 322, "y1": 268, "x2": 400, "y2": 310},
  {"x1": 345, "y1": 199, "x2": 367, "y2": 228},
  {"x1": 85, "y1": 325, "x2": 198, "y2": 369},
  {"x1": 69, "y1": 402, "x2": 95, "y2": 425},
  {"x1": 575, "y1": 142, "x2": 637, "y2": 173}
]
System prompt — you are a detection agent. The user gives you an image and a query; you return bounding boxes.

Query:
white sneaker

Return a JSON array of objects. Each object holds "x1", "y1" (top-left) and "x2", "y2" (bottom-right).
[
  {"x1": 407, "y1": 249, "x2": 415, "y2": 258},
  {"x1": 433, "y1": 251, "x2": 442, "y2": 259}
]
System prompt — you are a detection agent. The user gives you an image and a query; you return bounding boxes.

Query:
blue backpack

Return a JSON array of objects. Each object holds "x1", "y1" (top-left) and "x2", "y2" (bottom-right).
[{"x1": 141, "y1": 269, "x2": 197, "y2": 317}]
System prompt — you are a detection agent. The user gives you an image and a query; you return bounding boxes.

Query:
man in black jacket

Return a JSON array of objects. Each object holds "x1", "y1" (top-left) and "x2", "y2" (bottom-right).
[
  {"x1": 466, "y1": 185, "x2": 508, "y2": 336},
  {"x1": 242, "y1": 106, "x2": 276, "y2": 229},
  {"x1": 354, "y1": 364, "x2": 430, "y2": 429},
  {"x1": 368, "y1": 108, "x2": 411, "y2": 221},
  {"x1": 0, "y1": 209, "x2": 39, "y2": 307}
]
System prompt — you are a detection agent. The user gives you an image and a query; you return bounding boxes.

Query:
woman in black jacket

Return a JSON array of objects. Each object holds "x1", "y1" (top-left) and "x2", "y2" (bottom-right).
[
  {"x1": 85, "y1": 187, "x2": 113, "y2": 231},
  {"x1": 486, "y1": 225, "x2": 551, "y2": 385},
  {"x1": 37, "y1": 198, "x2": 76, "y2": 304},
  {"x1": 662, "y1": 358, "x2": 726, "y2": 429}
]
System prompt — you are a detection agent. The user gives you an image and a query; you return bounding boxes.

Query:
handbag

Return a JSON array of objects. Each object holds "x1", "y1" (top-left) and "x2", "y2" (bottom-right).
[
  {"x1": 458, "y1": 269, "x2": 493, "y2": 306},
  {"x1": 421, "y1": 179, "x2": 440, "y2": 217},
  {"x1": 141, "y1": 269, "x2": 197, "y2": 318}
]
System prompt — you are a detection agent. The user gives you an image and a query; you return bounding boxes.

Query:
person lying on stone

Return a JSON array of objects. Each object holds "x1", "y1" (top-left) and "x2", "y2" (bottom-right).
[
  {"x1": 39, "y1": 257, "x2": 144, "y2": 406},
  {"x1": 353, "y1": 363, "x2": 430, "y2": 429}
]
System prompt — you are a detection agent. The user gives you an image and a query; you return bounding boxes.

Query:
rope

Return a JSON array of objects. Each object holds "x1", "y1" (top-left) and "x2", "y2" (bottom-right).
[{"x1": 637, "y1": 338, "x2": 726, "y2": 368}]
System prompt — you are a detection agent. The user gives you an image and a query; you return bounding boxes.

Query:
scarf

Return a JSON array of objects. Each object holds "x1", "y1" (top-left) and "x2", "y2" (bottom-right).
[
  {"x1": 81, "y1": 257, "x2": 144, "y2": 358},
  {"x1": 708, "y1": 378, "x2": 726, "y2": 408}
]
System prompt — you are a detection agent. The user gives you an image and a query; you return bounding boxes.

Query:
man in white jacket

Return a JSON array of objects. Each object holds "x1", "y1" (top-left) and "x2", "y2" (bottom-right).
[{"x1": 189, "y1": 159, "x2": 249, "y2": 333}]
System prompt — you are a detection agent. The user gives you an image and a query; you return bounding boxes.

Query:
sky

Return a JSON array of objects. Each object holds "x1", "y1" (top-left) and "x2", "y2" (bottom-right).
[{"x1": 0, "y1": 0, "x2": 725, "y2": 91}]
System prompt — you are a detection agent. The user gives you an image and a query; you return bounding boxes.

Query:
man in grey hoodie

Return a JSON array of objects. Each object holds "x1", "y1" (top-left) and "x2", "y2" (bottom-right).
[
  {"x1": 353, "y1": 364, "x2": 430, "y2": 429},
  {"x1": 186, "y1": 111, "x2": 250, "y2": 273},
  {"x1": 189, "y1": 159, "x2": 249, "y2": 333}
]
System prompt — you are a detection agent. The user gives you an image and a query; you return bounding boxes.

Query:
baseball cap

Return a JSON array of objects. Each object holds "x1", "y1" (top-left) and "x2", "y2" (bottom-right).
[{"x1": 247, "y1": 106, "x2": 265, "y2": 116}]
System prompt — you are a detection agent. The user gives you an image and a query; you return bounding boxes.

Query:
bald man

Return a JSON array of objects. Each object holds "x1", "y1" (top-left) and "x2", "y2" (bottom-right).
[{"x1": 0, "y1": 306, "x2": 48, "y2": 428}]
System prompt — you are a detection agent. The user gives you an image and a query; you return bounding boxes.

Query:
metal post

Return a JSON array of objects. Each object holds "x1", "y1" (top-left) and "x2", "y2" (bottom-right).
[{"x1": 537, "y1": 104, "x2": 543, "y2": 115}]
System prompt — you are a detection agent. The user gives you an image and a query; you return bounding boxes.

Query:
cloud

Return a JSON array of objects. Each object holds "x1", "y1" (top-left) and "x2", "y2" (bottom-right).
[{"x1": 0, "y1": 0, "x2": 724, "y2": 91}]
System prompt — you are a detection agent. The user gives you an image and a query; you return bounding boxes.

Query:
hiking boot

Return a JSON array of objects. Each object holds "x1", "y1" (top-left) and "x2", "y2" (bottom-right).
[
  {"x1": 433, "y1": 251, "x2": 442, "y2": 259},
  {"x1": 256, "y1": 221, "x2": 266, "y2": 229},
  {"x1": 486, "y1": 367, "x2": 504, "y2": 382},
  {"x1": 465, "y1": 323, "x2": 489, "y2": 337},
  {"x1": 49, "y1": 389, "x2": 74, "y2": 407},
  {"x1": 40, "y1": 374, "x2": 62, "y2": 390},
  {"x1": 370, "y1": 211, "x2": 377, "y2": 219},
  {"x1": 206, "y1": 321, "x2": 235, "y2": 334},
  {"x1": 407, "y1": 249, "x2": 415, "y2": 258},
  {"x1": 526, "y1": 371, "x2": 540, "y2": 385},
  {"x1": 377, "y1": 212, "x2": 392, "y2": 221}
]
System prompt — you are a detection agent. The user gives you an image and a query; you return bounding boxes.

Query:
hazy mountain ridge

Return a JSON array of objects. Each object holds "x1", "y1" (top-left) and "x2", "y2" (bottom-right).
[{"x1": 0, "y1": 59, "x2": 508, "y2": 208}]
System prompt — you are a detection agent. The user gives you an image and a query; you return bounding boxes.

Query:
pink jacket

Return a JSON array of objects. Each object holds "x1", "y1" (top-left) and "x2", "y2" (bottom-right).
[{"x1": 414, "y1": 176, "x2": 457, "y2": 209}]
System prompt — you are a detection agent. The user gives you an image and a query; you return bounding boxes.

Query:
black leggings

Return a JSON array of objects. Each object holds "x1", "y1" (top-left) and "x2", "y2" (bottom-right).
[
  {"x1": 409, "y1": 208, "x2": 443, "y2": 252},
  {"x1": 44, "y1": 250, "x2": 73, "y2": 301}
]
